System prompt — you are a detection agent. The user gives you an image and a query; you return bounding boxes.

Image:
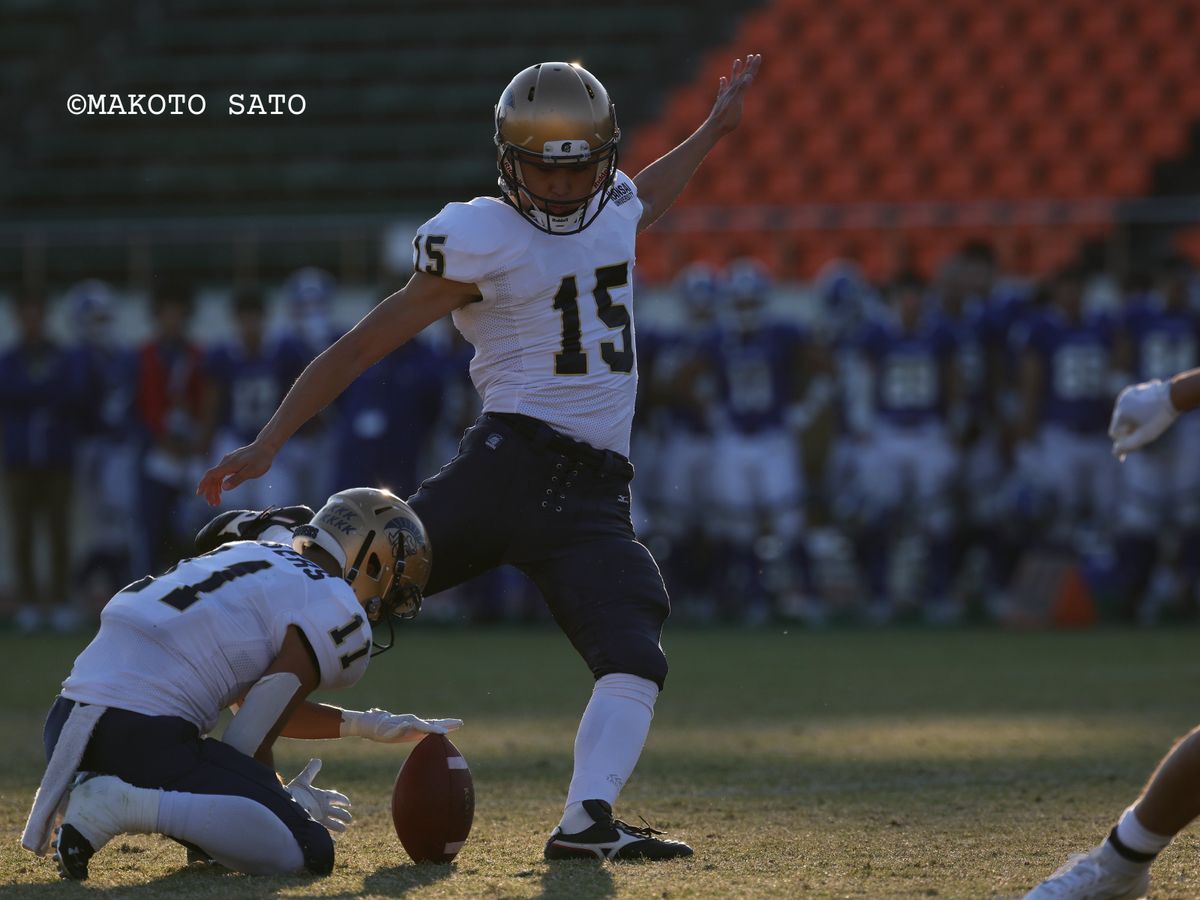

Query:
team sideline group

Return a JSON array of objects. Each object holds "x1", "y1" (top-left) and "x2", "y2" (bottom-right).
[{"x1": 3, "y1": 244, "x2": 1199, "y2": 629}]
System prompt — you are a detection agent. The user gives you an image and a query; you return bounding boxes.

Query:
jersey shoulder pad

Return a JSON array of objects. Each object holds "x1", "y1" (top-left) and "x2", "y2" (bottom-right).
[
  {"x1": 415, "y1": 198, "x2": 528, "y2": 286},
  {"x1": 285, "y1": 581, "x2": 372, "y2": 690},
  {"x1": 606, "y1": 169, "x2": 643, "y2": 222}
]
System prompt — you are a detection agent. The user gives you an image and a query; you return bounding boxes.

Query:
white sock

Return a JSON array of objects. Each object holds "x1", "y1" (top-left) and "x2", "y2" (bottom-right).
[
  {"x1": 70, "y1": 777, "x2": 161, "y2": 851},
  {"x1": 157, "y1": 792, "x2": 305, "y2": 874},
  {"x1": 112, "y1": 782, "x2": 161, "y2": 834},
  {"x1": 558, "y1": 673, "x2": 658, "y2": 833},
  {"x1": 1114, "y1": 805, "x2": 1173, "y2": 857}
]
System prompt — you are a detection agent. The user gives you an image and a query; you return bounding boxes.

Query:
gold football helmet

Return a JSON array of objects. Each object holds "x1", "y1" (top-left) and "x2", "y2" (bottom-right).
[
  {"x1": 494, "y1": 62, "x2": 621, "y2": 235},
  {"x1": 293, "y1": 488, "x2": 432, "y2": 647}
]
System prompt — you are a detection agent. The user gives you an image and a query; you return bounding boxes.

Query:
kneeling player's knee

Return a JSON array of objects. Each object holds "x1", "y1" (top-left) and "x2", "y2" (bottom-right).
[{"x1": 295, "y1": 820, "x2": 335, "y2": 875}]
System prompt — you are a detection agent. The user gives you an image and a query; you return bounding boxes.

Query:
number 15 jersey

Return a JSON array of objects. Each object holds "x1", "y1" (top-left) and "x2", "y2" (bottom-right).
[
  {"x1": 62, "y1": 541, "x2": 371, "y2": 734},
  {"x1": 413, "y1": 171, "x2": 644, "y2": 456}
]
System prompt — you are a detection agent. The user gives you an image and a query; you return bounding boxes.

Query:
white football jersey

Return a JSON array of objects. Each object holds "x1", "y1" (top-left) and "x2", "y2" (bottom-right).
[
  {"x1": 413, "y1": 171, "x2": 644, "y2": 455},
  {"x1": 62, "y1": 541, "x2": 371, "y2": 733}
]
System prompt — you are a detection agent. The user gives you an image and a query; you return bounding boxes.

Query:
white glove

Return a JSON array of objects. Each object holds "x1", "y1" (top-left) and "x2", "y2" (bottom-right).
[
  {"x1": 1108, "y1": 379, "x2": 1179, "y2": 460},
  {"x1": 340, "y1": 707, "x2": 463, "y2": 743},
  {"x1": 286, "y1": 758, "x2": 352, "y2": 834}
]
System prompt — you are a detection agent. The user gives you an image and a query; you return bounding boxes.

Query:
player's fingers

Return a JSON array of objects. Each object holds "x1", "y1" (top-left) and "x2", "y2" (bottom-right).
[
  {"x1": 298, "y1": 757, "x2": 322, "y2": 784},
  {"x1": 432, "y1": 718, "x2": 464, "y2": 732},
  {"x1": 319, "y1": 788, "x2": 350, "y2": 808},
  {"x1": 1112, "y1": 430, "x2": 1144, "y2": 456},
  {"x1": 326, "y1": 795, "x2": 353, "y2": 815},
  {"x1": 324, "y1": 817, "x2": 348, "y2": 833},
  {"x1": 196, "y1": 468, "x2": 224, "y2": 500},
  {"x1": 1107, "y1": 408, "x2": 1127, "y2": 440},
  {"x1": 221, "y1": 469, "x2": 248, "y2": 491}
]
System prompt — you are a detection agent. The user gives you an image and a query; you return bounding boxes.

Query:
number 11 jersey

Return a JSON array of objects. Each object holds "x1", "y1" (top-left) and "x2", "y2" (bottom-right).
[
  {"x1": 62, "y1": 542, "x2": 371, "y2": 733},
  {"x1": 413, "y1": 171, "x2": 644, "y2": 456}
]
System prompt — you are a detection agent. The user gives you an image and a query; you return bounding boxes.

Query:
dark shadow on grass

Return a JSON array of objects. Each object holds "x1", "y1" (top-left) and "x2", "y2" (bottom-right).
[
  {"x1": 357, "y1": 862, "x2": 455, "y2": 896},
  {"x1": 535, "y1": 859, "x2": 615, "y2": 899},
  {"x1": 279, "y1": 861, "x2": 453, "y2": 899},
  {"x1": 5, "y1": 859, "x2": 456, "y2": 900},
  {"x1": 0, "y1": 859, "x2": 327, "y2": 899}
]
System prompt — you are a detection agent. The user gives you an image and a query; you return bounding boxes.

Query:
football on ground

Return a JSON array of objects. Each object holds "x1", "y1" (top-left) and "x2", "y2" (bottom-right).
[{"x1": 391, "y1": 733, "x2": 475, "y2": 863}]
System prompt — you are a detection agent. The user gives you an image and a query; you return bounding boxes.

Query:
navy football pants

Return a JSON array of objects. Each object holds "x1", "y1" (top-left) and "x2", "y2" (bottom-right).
[
  {"x1": 44, "y1": 696, "x2": 333, "y2": 874},
  {"x1": 409, "y1": 413, "x2": 672, "y2": 688}
]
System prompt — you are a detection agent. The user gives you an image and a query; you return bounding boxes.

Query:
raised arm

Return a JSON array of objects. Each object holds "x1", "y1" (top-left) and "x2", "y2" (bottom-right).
[
  {"x1": 633, "y1": 54, "x2": 761, "y2": 233},
  {"x1": 1168, "y1": 367, "x2": 1200, "y2": 412},
  {"x1": 196, "y1": 271, "x2": 476, "y2": 505}
]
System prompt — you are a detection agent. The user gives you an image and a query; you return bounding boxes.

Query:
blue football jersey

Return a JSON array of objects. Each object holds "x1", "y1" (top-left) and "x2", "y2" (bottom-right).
[
  {"x1": 71, "y1": 344, "x2": 141, "y2": 438},
  {"x1": 205, "y1": 337, "x2": 309, "y2": 442},
  {"x1": 646, "y1": 325, "x2": 721, "y2": 436},
  {"x1": 937, "y1": 300, "x2": 1002, "y2": 417},
  {"x1": 1021, "y1": 310, "x2": 1115, "y2": 431},
  {"x1": 332, "y1": 336, "x2": 445, "y2": 494},
  {"x1": 715, "y1": 323, "x2": 804, "y2": 434},
  {"x1": 1123, "y1": 298, "x2": 1200, "y2": 382},
  {"x1": 859, "y1": 317, "x2": 956, "y2": 427}
]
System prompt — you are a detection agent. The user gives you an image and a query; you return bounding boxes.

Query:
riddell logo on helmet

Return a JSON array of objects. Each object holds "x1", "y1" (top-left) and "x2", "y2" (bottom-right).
[{"x1": 542, "y1": 139, "x2": 590, "y2": 161}]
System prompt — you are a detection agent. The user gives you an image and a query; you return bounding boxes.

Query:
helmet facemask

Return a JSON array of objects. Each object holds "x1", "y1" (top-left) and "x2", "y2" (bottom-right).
[{"x1": 497, "y1": 140, "x2": 619, "y2": 236}]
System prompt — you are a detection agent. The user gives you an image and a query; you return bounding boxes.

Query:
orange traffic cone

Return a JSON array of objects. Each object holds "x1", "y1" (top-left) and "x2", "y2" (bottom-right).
[{"x1": 1052, "y1": 565, "x2": 1096, "y2": 628}]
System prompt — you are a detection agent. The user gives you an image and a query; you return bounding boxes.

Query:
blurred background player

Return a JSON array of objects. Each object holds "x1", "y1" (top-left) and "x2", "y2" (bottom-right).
[
  {"x1": 634, "y1": 262, "x2": 723, "y2": 615},
  {"x1": 1026, "y1": 363, "x2": 1200, "y2": 898},
  {"x1": 204, "y1": 287, "x2": 309, "y2": 511},
  {"x1": 135, "y1": 282, "x2": 208, "y2": 576},
  {"x1": 853, "y1": 274, "x2": 960, "y2": 623},
  {"x1": 1013, "y1": 266, "x2": 1120, "y2": 550},
  {"x1": 330, "y1": 316, "x2": 445, "y2": 498},
  {"x1": 710, "y1": 258, "x2": 827, "y2": 623},
  {"x1": 1111, "y1": 257, "x2": 1200, "y2": 620},
  {"x1": 66, "y1": 280, "x2": 142, "y2": 612},
  {"x1": 0, "y1": 292, "x2": 84, "y2": 632},
  {"x1": 933, "y1": 249, "x2": 1016, "y2": 618},
  {"x1": 277, "y1": 267, "x2": 344, "y2": 507}
]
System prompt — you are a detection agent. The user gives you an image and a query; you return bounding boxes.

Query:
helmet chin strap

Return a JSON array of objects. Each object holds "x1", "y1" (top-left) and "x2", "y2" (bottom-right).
[{"x1": 370, "y1": 612, "x2": 395, "y2": 657}]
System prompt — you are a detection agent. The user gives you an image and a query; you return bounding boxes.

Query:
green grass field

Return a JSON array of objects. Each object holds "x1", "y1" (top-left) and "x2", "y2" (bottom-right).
[{"x1": 2, "y1": 626, "x2": 1200, "y2": 898}]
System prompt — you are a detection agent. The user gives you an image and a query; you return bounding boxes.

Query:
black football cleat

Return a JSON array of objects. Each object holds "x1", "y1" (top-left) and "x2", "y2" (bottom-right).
[
  {"x1": 194, "y1": 505, "x2": 315, "y2": 554},
  {"x1": 52, "y1": 823, "x2": 96, "y2": 880},
  {"x1": 544, "y1": 800, "x2": 693, "y2": 862}
]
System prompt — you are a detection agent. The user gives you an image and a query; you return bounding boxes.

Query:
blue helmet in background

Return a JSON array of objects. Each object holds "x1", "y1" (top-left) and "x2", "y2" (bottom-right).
[
  {"x1": 65, "y1": 279, "x2": 116, "y2": 345},
  {"x1": 726, "y1": 257, "x2": 772, "y2": 303},
  {"x1": 725, "y1": 257, "x2": 772, "y2": 329},
  {"x1": 285, "y1": 267, "x2": 336, "y2": 315},
  {"x1": 674, "y1": 262, "x2": 722, "y2": 321}
]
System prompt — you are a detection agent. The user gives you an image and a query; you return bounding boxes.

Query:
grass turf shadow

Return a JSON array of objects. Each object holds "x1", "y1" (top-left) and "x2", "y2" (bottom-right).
[{"x1": 535, "y1": 858, "x2": 615, "y2": 899}]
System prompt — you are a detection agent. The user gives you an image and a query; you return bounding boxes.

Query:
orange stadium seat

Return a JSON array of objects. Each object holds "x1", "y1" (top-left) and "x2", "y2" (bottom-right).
[
  {"x1": 1043, "y1": 164, "x2": 1093, "y2": 199},
  {"x1": 983, "y1": 45, "x2": 1031, "y2": 84},
  {"x1": 631, "y1": 0, "x2": 1198, "y2": 281},
  {"x1": 1077, "y1": 5, "x2": 1126, "y2": 46},
  {"x1": 876, "y1": 164, "x2": 926, "y2": 203}
]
